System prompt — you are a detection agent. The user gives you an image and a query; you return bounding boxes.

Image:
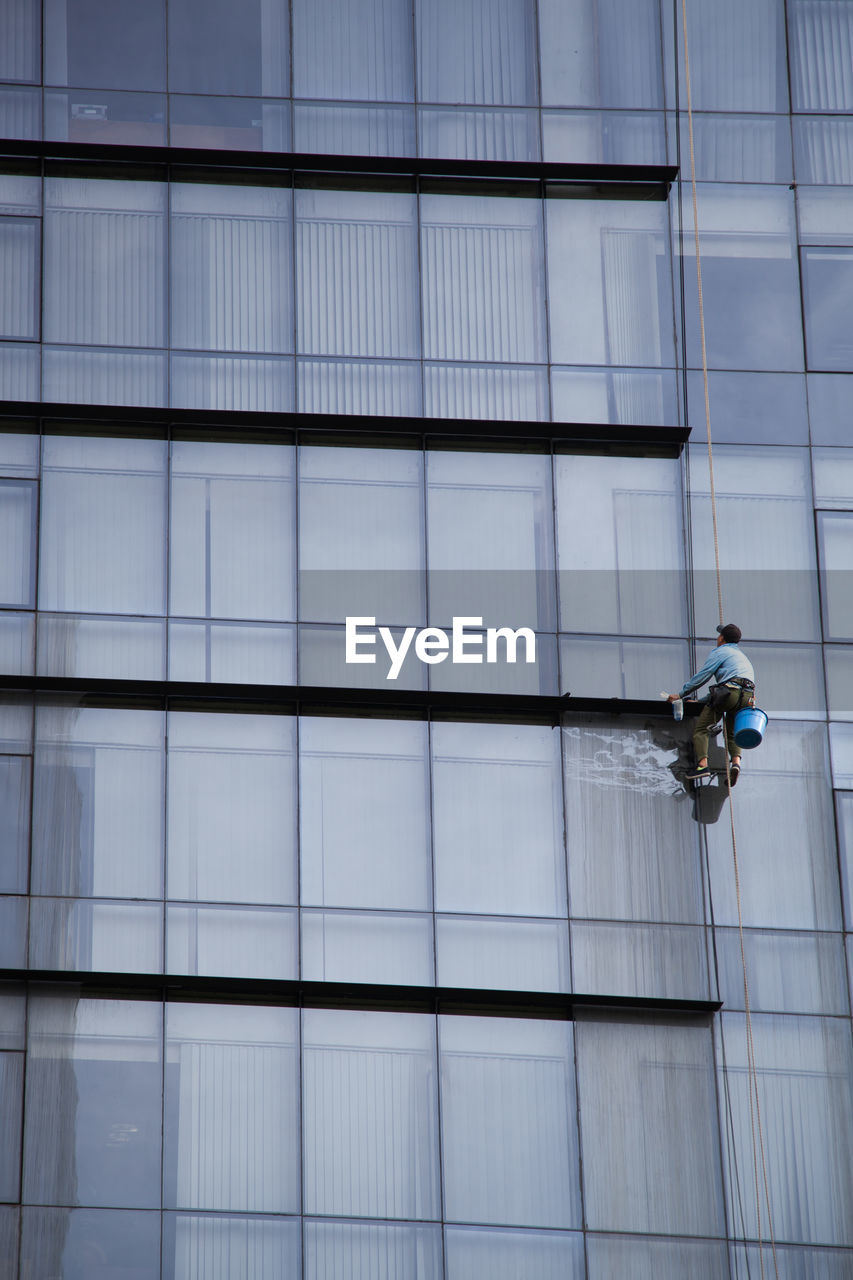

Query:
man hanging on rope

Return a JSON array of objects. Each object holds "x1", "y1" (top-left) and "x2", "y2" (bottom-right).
[{"x1": 668, "y1": 623, "x2": 755, "y2": 785}]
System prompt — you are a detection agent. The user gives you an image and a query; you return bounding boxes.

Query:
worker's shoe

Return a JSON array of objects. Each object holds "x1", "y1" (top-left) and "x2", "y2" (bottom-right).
[
  {"x1": 685, "y1": 764, "x2": 710, "y2": 780},
  {"x1": 729, "y1": 762, "x2": 740, "y2": 786}
]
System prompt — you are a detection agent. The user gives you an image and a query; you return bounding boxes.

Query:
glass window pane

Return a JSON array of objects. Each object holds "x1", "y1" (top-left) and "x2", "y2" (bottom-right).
[
  {"x1": 0, "y1": 897, "x2": 27, "y2": 967},
  {"x1": 29, "y1": 899, "x2": 162, "y2": 973},
  {"x1": 40, "y1": 436, "x2": 167, "y2": 616},
  {"x1": 169, "y1": 96, "x2": 290, "y2": 153},
  {"x1": 171, "y1": 184, "x2": 292, "y2": 356},
  {"x1": 301, "y1": 909, "x2": 434, "y2": 986},
  {"x1": 720, "y1": 1012, "x2": 853, "y2": 1245},
  {"x1": 571, "y1": 921, "x2": 709, "y2": 1002},
  {"x1": 0, "y1": 984, "x2": 25, "y2": 1048},
  {"x1": 731, "y1": 1242, "x2": 853, "y2": 1280},
  {"x1": 170, "y1": 351, "x2": 293, "y2": 413},
  {"x1": 32, "y1": 705, "x2": 165, "y2": 899},
  {"x1": 0, "y1": 479, "x2": 35, "y2": 607},
  {"x1": 446, "y1": 1225, "x2": 584, "y2": 1280},
  {"x1": 298, "y1": 446, "x2": 425, "y2": 626},
  {"x1": 789, "y1": 0, "x2": 853, "y2": 112},
  {"x1": 440, "y1": 1014, "x2": 580, "y2": 1228},
  {"x1": 577, "y1": 1012, "x2": 724, "y2": 1236},
  {"x1": 294, "y1": 0, "x2": 413, "y2": 101},
  {"x1": 803, "y1": 248, "x2": 853, "y2": 371},
  {"x1": 705, "y1": 722, "x2": 840, "y2": 929},
  {"x1": 167, "y1": 904, "x2": 297, "y2": 980},
  {"x1": 418, "y1": 106, "x2": 540, "y2": 162},
  {"x1": 293, "y1": 102, "x2": 415, "y2": 157},
  {"x1": 563, "y1": 716, "x2": 703, "y2": 923},
  {"x1": 0, "y1": 216, "x2": 38, "y2": 339},
  {"x1": 551, "y1": 366, "x2": 679, "y2": 426},
  {"x1": 560, "y1": 635, "x2": 689, "y2": 701},
  {"x1": 547, "y1": 199, "x2": 674, "y2": 368},
  {"x1": 296, "y1": 188, "x2": 419, "y2": 359},
  {"x1": 167, "y1": 619, "x2": 296, "y2": 685},
  {"x1": 45, "y1": 88, "x2": 167, "y2": 147},
  {"x1": 669, "y1": 112, "x2": 792, "y2": 183},
  {"x1": 432, "y1": 722, "x2": 565, "y2": 916},
  {"x1": 0, "y1": 611, "x2": 35, "y2": 675},
  {"x1": 555, "y1": 453, "x2": 685, "y2": 637},
  {"x1": 544, "y1": 110, "x2": 666, "y2": 165},
  {"x1": 587, "y1": 1234, "x2": 729, "y2": 1279},
  {"x1": 427, "y1": 451, "x2": 555, "y2": 631},
  {"x1": 170, "y1": 441, "x2": 295, "y2": 623},
  {"x1": 416, "y1": 0, "x2": 537, "y2": 106},
  {"x1": 304, "y1": 1219, "x2": 441, "y2": 1280},
  {"x1": 540, "y1": 0, "x2": 662, "y2": 107},
  {"x1": 837, "y1": 793, "x2": 853, "y2": 930},
  {"x1": 436, "y1": 915, "x2": 569, "y2": 993},
  {"x1": 0, "y1": 696, "x2": 32, "y2": 751},
  {"x1": 421, "y1": 194, "x2": 546, "y2": 363},
  {"x1": 167, "y1": 711, "x2": 296, "y2": 906},
  {"x1": 808, "y1": 373, "x2": 853, "y2": 444},
  {"x1": 424, "y1": 361, "x2": 549, "y2": 421},
  {"x1": 826, "y1": 647, "x2": 853, "y2": 721},
  {"x1": 678, "y1": 185, "x2": 803, "y2": 371},
  {"x1": 740, "y1": 642, "x2": 825, "y2": 721},
  {"x1": 297, "y1": 356, "x2": 422, "y2": 417},
  {"x1": 24, "y1": 995, "x2": 162, "y2": 1208},
  {"x1": 689, "y1": 446, "x2": 819, "y2": 642},
  {"x1": 303, "y1": 1008, "x2": 440, "y2": 1219},
  {"x1": 37, "y1": 614, "x2": 167, "y2": 681},
  {"x1": 20, "y1": 1207, "x2": 160, "y2": 1280},
  {"x1": 795, "y1": 117, "x2": 853, "y2": 184},
  {"x1": 45, "y1": 0, "x2": 166, "y2": 91},
  {"x1": 831, "y1": 724, "x2": 853, "y2": 788},
  {"x1": 668, "y1": 0, "x2": 788, "y2": 111},
  {"x1": 0, "y1": 430, "x2": 38, "y2": 475},
  {"x1": 43, "y1": 345, "x2": 168, "y2": 408},
  {"x1": 300, "y1": 717, "x2": 431, "y2": 910},
  {"x1": 164, "y1": 1213, "x2": 300, "y2": 1280},
  {"x1": 0, "y1": 0, "x2": 39, "y2": 81},
  {"x1": 686, "y1": 371, "x2": 808, "y2": 444},
  {"x1": 165, "y1": 1003, "x2": 299, "y2": 1213},
  {"x1": 0, "y1": 1051, "x2": 23, "y2": 1201},
  {"x1": 716, "y1": 928, "x2": 848, "y2": 1015},
  {"x1": 814, "y1": 448, "x2": 853, "y2": 507},
  {"x1": 44, "y1": 178, "x2": 166, "y2": 348},
  {"x1": 168, "y1": 0, "x2": 288, "y2": 96},
  {"x1": 0, "y1": 85, "x2": 40, "y2": 139}
]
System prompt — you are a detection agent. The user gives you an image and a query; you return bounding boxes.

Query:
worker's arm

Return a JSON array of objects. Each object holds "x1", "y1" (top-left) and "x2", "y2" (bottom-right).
[{"x1": 676, "y1": 648, "x2": 720, "y2": 700}]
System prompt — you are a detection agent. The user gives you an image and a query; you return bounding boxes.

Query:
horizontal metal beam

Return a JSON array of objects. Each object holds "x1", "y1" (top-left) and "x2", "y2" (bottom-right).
[
  {"x1": 0, "y1": 400, "x2": 690, "y2": 453},
  {"x1": 0, "y1": 968, "x2": 721, "y2": 1018},
  {"x1": 0, "y1": 675, "x2": 690, "y2": 722},
  {"x1": 0, "y1": 137, "x2": 677, "y2": 195}
]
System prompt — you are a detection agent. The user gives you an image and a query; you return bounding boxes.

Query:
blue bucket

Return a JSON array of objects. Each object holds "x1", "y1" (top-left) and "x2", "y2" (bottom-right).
[{"x1": 734, "y1": 707, "x2": 767, "y2": 749}]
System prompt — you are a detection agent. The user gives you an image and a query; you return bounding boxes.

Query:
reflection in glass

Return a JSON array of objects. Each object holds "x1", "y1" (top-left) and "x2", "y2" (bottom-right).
[
  {"x1": 445, "y1": 1225, "x2": 584, "y2": 1279},
  {"x1": 0, "y1": 341, "x2": 39, "y2": 401},
  {"x1": 0, "y1": 479, "x2": 35, "y2": 606},
  {"x1": 32, "y1": 705, "x2": 165, "y2": 900},
  {"x1": 440, "y1": 1015, "x2": 580, "y2": 1227},
  {"x1": 0, "y1": 216, "x2": 38, "y2": 339},
  {"x1": 556, "y1": 453, "x2": 685, "y2": 637},
  {"x1": 436, "y1": 916, "x2": 569, "y2": 993},
  {"x1": 294, "y1": 0, "x2": 413, "y2": 101},
  {"x1": 298, "y1": 356, "x2": 422, "y2": 417},
  {"x1": 0, "y1": 1050, "x2": 22, "y2": 1201},
  {"x1": 170, "y1": 351, "x2": 294, "y2": 412},
  {"x1": 24, "y1": 995, "x2": 163, "y2": 1208},
  {"x1": 20, "y1": 1207, "x2": 160, "y2": 1280},
  {"x1": 539, "y1": 0, "x2": 663, "y2": 108},
  {"x1": 296, "y1": 188, "x2": 419, "y2": 359},
  {"x1": 299, "y1": 447, "x2": 424, "y2": 626},
  {"x1": 0, "y1": 86, "x2": 40, "y2": 140},
  {"x1": 167, "y1": 904, "x2": 297, "y2": 980},
  {"x1": 795, "y1": 117, "x2": 853, "y2": 185},
  {"x1": 45, "y1": 0, "x2": 166, "y2": 91},
  {"x1": 678, "y1": 185, "x2": 802, "y2": 371},
  {"x1": 300, "y1": 717, "x2": 430, "y2": 910},
  {"x1": 543, "y1": 110, "x2": 666, "y2": 165},
  {"x1": 0, "y1": 1207, "x2": 17, "y2": 1277},
  {"x1": 669, "y1": 113, "x2": 792, "y2": 183},
  {"x1": 167, "y1": 711, "x2": 296, "y2": 906},
  {"x1": 301, "y1": 910, "x2": 434, "y2": 986},
  {"x1": 825, "y1": 647, "x2": 853, "y2": 722},
  {"x1": 170, "y1": 441, "x2": 295, "y2": 623},
  {"x1": 37, "y1": 614, "x2": 167, "y2": 680},
  {"x1": 165, "y1": 1003, "x2": 299, "y2": 1213},
  {"x1": 0, "y1": 0, "x2": 39, "y2": 81},
  {"x1": 838, "y1": 793, "x2": 853, "y2": 930},
  {"x1": 830, "y1": 724, "x2": 853, "y2": 789},
  {"x1": 715, "y1": 928, "x2": 848, "y2": 1015},
  {"x1": 421, "y1": 194, "x2": 545, "y2": 363},
  {"x1": 803, "y1": 248, "x2": 853, "y2": 371},
  {"x1": 304, "y1": 1218, "x2": 441, "y2": 1280},
  {"x1": 789, "y1": 0, "x2": 853, "y2": 112},
  {"x1": 29, "y1": 899, "x2": 162, "y2": 973},
  {"x1": 432, "y1": 722, "x2": 565, "y2": 916},
  {"x1": 571, "y1": 921, "x2": 709, "y2": 1002},
  {"x1": 0, "y1": 897, "x2": 26, "y2": 967},
  {"x1": 427, "y1": 451, "x2": 555, "y2": 631},
  {"x1": 813, "y1": 448, "x2": 853, "y2": 508},
  {"x1": 416, "y1": 0, "x2": 537, "y2": 105},
  {"x1": 45, "y1": 89, "x2": 166, "y2": 146},
  {"x1": 689, "y1": 446, "x2": 819, "y2": 642},
  {"x1": 40, "y1": 436, "x2": 167, "y2": 615},
  {"x1": 586, "y1": 1234, "x2": 728, "y2": 1279},
  {"x1": 168, "y1": 0, "x2": 289, "y2": 96},
  {"x1": 170, "y1": 97, "x2": 290, "y2": 153},
  {"x1": 547, "y1": 198, "x2": 673, "y2": 368},
  {"x1": 737, "y1": 642, "x2": 825, "y2": 721},
  {"x1": 667, "y1": 0, "x2": 787, "y2": 111},
  {"x1": 418, "y1": 107, "x2": 540, "y2": 162},
  {"x1": 171, "y1": 184, "x2": 292, "y2": 355},
  {"x1": 686, "y1": 370, "x2": 807, "y2": 444},
  {"x1": 423, "y1": 361, "x2": 549, "y2": 421},
  {"x1": 551, "y1": 365, "x2": 679, "y2": 426},
  {"x1": 303, "y1": 1008, "x2": 440, "y2": 1219},
  {"x1": 563, "y1": 716, "x2": 702, "y2": 923},
  {"x1": 559, "y1": 634, "x2": 689, "y2": 701},
  {"x1": 577, "y1": 1011, "x2": 724, "y2": 1235},
  {"x1": 44, "y1": 178, "x2": 166, "y2": 348},
  {"x1": 704, "y1": 721, "x2": 839, "y2": 930},
  {"x1": 164, "y1": 1213, "x2": 301, "y2": 1280},
  {"x1": 43, "y1": 345, "x2": 168, "y2": 407},
  {"x1": 808, "y1": 373, "x2": 853, "y2": 444},
  {"x1": 720, "y1": 1012, "x2": 853, "y2": 1244},
  {"x1": 293, "y1": 102, "x2": 416, "y2": 157},
  {"x1": 168, "y1": 620, "x2": 296, "y2": 686}
]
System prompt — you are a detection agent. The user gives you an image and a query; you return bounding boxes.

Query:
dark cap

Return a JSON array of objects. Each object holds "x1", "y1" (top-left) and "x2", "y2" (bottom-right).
[{"x1": 716, "y1": 622, "x2": 742, "y2": 644}]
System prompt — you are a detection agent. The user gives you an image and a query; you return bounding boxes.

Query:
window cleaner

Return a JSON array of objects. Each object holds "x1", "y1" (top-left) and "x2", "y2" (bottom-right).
[{"x1": 666, "y1": 622, "x2": 758, "y2": 786}]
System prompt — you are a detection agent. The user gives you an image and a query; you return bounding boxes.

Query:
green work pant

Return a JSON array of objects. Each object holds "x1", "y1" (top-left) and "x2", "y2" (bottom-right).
[{"x1": 693, "y1": 688, "x2": 749, "y2": 762}]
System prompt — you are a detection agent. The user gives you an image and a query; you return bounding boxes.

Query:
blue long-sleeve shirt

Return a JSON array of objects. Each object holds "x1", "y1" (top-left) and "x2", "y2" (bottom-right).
[{"x1": 679, "y1": 643, "x2": 755, "y2": 700}]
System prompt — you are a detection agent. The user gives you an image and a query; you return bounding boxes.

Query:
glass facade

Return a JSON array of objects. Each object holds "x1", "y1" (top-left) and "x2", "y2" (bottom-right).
[{"x1": 2, "y1": 2, "x2": 853, "y2": 1277}]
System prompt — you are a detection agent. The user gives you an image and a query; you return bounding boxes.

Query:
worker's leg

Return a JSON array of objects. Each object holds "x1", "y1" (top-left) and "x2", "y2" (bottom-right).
[
  {"x1": 692, "y1": 702, "x2": 719, "y2": 765},
  {"x1": 722, "y1": 691, "x2": 742, "y2": 763}
]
